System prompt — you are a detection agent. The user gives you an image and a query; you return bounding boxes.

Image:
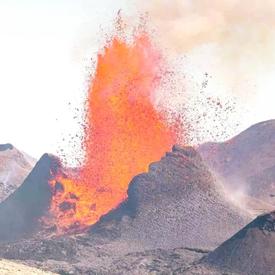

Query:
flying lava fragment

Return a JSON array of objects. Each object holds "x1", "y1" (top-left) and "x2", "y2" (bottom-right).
[{"x1": 46, "y1": 26, "x2": 178, "y2": 234}]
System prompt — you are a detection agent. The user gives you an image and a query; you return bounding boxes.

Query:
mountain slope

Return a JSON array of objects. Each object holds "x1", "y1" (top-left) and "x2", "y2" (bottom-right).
[
  {"x1": 0, "y1": 154, "x2": 59, "y2": 241},
  {"x1": 0, "y1": 143, "x2": 36, "y2": 201},
  {"x1": 0, "y1": 145, "x2": 252, "y2": 274},
  {"x1": 198, "y1": 120, "x2": 275, "y2": 206},
  {"x1": 91, "y1": 145, "x2": 251, "y2": 250},
  {"x1": 204, "y1": 211, "x2": 275, "y2": 275}
]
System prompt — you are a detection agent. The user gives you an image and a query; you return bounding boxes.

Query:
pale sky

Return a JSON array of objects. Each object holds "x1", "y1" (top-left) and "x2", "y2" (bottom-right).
[
  {"x1": 0, "y1": 0, "x2": 134, "y2": 160},
  {"x1": 1, "y1": 0, "x2": 275, "y2": 162}
]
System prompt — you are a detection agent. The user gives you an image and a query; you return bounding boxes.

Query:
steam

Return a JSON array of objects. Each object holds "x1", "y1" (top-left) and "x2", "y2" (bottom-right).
[
  {"x1": 215, "y1": 176, "x2": 274, "y2": 217},
  {"x1": 137, "y1": 0, "x2": 275, "y2": 139},
  {"x1": 138, "y1": 0, "x2": 275, "y2": 63}
]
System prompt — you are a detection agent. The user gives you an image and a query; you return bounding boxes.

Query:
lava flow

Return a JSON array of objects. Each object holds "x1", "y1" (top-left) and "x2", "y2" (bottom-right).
[{"x1": 46, "y1": 29, "x2": 178, "y2": 234}]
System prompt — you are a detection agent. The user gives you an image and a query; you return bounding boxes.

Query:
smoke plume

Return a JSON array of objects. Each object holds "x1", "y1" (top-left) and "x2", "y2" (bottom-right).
[{"x1": 137, "y1": 0, "x2": 275, "y2": 140}]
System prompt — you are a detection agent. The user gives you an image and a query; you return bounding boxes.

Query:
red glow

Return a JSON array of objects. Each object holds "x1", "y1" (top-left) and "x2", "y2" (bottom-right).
[{"x1": 46, "y1": 30, "x2": 178, "y2": 233}]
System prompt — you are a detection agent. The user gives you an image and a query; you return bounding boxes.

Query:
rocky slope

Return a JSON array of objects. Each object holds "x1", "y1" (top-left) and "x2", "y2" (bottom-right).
[
  {"x1": 0, "y1": 154, "x2": 58, "y2": 241},
  {"x1": 202, "y1": 211, "x2": 275, "y2": 275},
  {"x1": 0, "y1": 143, "x2": 35, "y2": 201},
  {"x1": 92, "y1": 145, "x2": 251, "y2": 250},
  {"x1": 0, "y1": 145, "x2": 252, "y2": 274},
  {"x1": 198, "y1": 120, "x2": 275, "y2": 207}
]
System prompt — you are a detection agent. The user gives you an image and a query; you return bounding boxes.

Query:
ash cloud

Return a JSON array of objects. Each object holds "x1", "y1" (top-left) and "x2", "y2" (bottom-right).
[
  {"x1": 138, "y1": 0, "x2": 275, "y2": 57},
  {"x1": 138, "y1": 0, "x2": 275, "y2": 95},
  {"x1": 137, "y1": 0, "x2": 275, "y2": 142}
]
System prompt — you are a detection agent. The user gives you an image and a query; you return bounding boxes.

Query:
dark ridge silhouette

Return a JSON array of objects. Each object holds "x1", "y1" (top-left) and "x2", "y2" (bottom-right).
[
  {"x1": 0, "y1": 154, "x2": 59, "y2": 242},
  {"x1": 0, "y1": 144, "x2": 13, "y2": 151},
  {"x1": 205, "y1": 211, "x2": 275, "y2": 275}
]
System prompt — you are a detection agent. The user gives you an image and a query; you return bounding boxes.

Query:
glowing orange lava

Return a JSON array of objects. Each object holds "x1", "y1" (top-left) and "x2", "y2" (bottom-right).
[{"x1": 47, "y1": 30, "x2": 178, "y2": 234}]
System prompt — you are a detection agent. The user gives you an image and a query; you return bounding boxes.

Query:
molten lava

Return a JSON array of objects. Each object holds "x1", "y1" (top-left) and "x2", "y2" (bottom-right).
[{"x1": 47, "y1": 30, "x2": 178, "y2": 233}]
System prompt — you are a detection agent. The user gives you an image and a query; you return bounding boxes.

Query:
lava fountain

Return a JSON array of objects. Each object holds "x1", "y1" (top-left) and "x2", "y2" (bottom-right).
[{"x1": 46, "y1": 28, "x2": 178, "y2": 234}]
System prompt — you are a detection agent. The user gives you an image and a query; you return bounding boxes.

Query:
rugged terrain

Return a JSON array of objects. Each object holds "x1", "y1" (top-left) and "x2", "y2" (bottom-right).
[
  {"x1": 91, "y1": 145, "x2": 251, "y2": 250},
  {"x1": 0, "y1": 154, "x2": 58, "y2": 241},
  {"x1": 0, "y1": 120, "x2": 275, "y2": 274},
  {"x1": 0, "y1": 143, "x2": 35, "y2": 201},
  {"x1": 198, "y1": 120, "x2": 275, "y2": 207},
  {"x1": 201, "y1": 211, "x2": 275, "y2": 275},
  {"x1": 0, "y1": 146, "x2": 251, "y2": 274}
]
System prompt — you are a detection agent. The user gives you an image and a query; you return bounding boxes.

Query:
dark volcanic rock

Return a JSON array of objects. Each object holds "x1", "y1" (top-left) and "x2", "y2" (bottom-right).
[
  {"x1": 0, "y1": 145, "x2": 251, "y2": 274},
  {"x1": 91, "y1": 145, "x2": 251, "y2": 249},
  {"x1": 0, "y1": 154, "x2": 59, "y2": 241},
  {"x1": 1, "y1": 237, "x2": 78, "y2": 262},
  {"x1": 204, "y1": 211, "x2": 275, "y2": 275},
  {"x1": 106, "y1": 247, "x2": 207, "y2": 275}
]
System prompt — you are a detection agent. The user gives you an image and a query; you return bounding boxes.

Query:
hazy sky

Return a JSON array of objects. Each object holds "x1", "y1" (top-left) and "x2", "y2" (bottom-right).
[
  {"x1": 0, "y1": 0, "x2": 133, "y2": 159},
  {"x1": 1, "y1": 0, "x2": 275, "y2": 161}
]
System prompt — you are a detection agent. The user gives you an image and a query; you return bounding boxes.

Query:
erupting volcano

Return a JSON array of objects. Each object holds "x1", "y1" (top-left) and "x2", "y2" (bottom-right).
[{"x1": 46, "y1": 27, "x2": 179, "y2": 233}]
